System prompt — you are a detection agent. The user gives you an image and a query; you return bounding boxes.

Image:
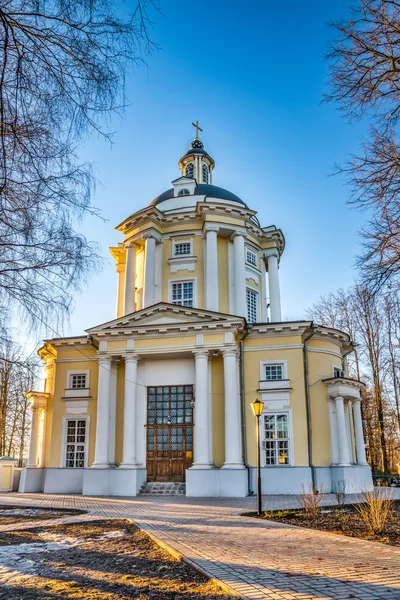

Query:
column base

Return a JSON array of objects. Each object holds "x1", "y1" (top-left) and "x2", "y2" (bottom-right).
[
  {"x1": 119, "y1": 463, "x2": 142, "y2": 469},
  {"x1": 222, "y1": 462, "x2": 246, "y2": 469},
  {"x1": 186, "y1": 467, "x2": 248, "y2": 497},
  {"x1": 18, "y1": 467, "x2": 45, "y2": 493},
  {"x1": 91, "y1": 462, "x2": 111, "y2": 469},
  {"x1": 189, "y1": 463, "x2": 214, "y2": 470},
  {"x1": 82, "y1": 467, "x2": 146, "y2": 496}
]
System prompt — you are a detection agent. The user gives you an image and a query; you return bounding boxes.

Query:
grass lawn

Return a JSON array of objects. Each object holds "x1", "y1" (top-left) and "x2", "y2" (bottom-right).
[
  {"x1": 245, "y1": 499, "x2": 400, "y2": 547},
  {"x1": 0, "y1": 518, "x2": 234, "y2": 599}
]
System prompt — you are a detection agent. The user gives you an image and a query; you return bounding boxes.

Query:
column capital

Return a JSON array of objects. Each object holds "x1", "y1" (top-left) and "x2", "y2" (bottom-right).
[
  {"x1": 221, "y1": 345, "x2": 239, "y2": 358},
  {"x1": 124, "y1": 240, "x2": 139, "y2": 249},
  {"x1": 123, "y1": 353, "x2": 140, "y2": 364},
  {"x1": 193, "y1": 349, "x2": 209, "y2": 359},
  {"x1": 204, "y1": 224, "x2": 219, "y2": 234},
  {"x1": 116, "y1": 264, "x2": 125, "y2": 273},
  {"x1": 97, "y1": 354, "x2": 112, "y2": 364},
  {"x1": 229, "y1": 228, "x2": 247, "y2": 241},
  {"x1": 26, "y1": 391, "x2": 49, "y2": 410},
  {"x1": 143, "y1": 230, "x2": 162, "y2": 243},
  {"x1": 262, "y1": 247, "x2": 280, "y2": 260}
]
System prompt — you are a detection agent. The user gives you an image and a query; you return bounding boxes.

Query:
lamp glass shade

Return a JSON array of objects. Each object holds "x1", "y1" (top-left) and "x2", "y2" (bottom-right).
[{"x1": 251, "y1": 399, "x2": 264, "y2": 417}]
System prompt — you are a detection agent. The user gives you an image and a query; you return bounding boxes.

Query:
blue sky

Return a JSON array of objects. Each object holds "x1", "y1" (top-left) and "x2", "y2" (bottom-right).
[{"x1": 57, "y1": 0, "x2": 368, "y2": 338}]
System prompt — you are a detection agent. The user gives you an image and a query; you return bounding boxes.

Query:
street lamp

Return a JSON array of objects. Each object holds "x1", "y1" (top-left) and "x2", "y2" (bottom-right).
[{"x1": 251, "y1": 398, "x2": 264, "y2": 516}]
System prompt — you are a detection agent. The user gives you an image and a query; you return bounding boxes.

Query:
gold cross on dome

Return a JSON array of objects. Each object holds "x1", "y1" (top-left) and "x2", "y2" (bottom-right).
[{"x1": 192, "y1": 120, "x2": 203, "y2": 139}]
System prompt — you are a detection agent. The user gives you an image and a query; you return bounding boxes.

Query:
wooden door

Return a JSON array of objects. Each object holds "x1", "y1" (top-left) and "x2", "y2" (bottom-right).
[{"x1": 146, "y1": 385, "x2": 194, "y2": 482}]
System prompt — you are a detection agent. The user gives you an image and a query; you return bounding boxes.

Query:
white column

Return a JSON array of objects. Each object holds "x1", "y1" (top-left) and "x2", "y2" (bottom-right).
[
  {"x1": 232, "y1": 233, "x2": 246, "y2": 318},
  {"x1": 261, "y1": 255, "x2": 268, "y2": 321},
  {"x1": 92, "y1": 356, "x2": 111, "y2": 468},
  {"x1": 328, "y1": 399, "x2": 339, "y2": 464},
  {"x1": 265, "y1": 249, "x2": 282, "y2": 322},
  {"x1": 108, "y1": 360, "x2": 118, "y2": 466},
  {"x1": 124, "y1": 245, "x2": 136, "y2": 315},
  {"x1": 205, "y1": 226, "x2": 219, "y2": 312},
  {"x1": 143, "y1": 235, "x2": 156, "y2": 307},
  {"x1": 120, "y1": 354, "x2": 139, "y2": 468},
  {"x1": 335, "y1": 395, "x2": 350, "y2": 466},
  {"x1": 116, "y1": 264, "x2": 125, "y2": 318},
  {"x1": 191, "y1": 350, "x2": 212, "y2": 468},
  {"x1": 27, "y1": 407, "x2": 39, "y2": 468},
  {"x1": 222, "y1": 347, "x2": 244, "y2": 468},
  {"x1": 353, "y1": 399, "x2": 368, "y2": 465}
]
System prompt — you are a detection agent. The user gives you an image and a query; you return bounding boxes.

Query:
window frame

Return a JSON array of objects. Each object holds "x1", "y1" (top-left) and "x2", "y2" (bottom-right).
[
  {"x1": 261, "y1": 410, "x2": 293, "y2": 467},
  {"x1": 246, "y1": 287, "x2": 259, "y2": 323},
  {"x1": 259, "y1": 360, "x2": 288, "y2": 382},
  {"x1": 333, "y1": 365, "x2": 345, "y2": 378},
  {"x1": 202, "y1": 163, "x2": 209, "y2": 183},
  {"x1": 168, "y1": 277, "x2": 197, "y2": 308},
  {"x1": 172, "y1": 238, "x2": 193, "y2": 257},
  {"x1": 65, "y1": 369, "x2": 90, "y2": 391},
  {"x1": 246, "y1": 248, "x2": 258, "y2": 267},
  {"x1": 185, "y1": 163, "x2": 194, "y2": 178},
  {"x1": 61, "y1": 416, "x2": 90, "y2": 468}
]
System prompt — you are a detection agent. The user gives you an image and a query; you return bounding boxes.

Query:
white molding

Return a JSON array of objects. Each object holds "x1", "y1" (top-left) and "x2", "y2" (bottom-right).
[
  {"x1": 64, "y1": 369, "x2": 90, "y2": 398},
  {"x1": 244, "y1": 344, "x2": 303, "y2": 352},
  {"x1": 309, "y1": 348, "x2": 342, "y2": 359},
  {"x1": 168, "y1": 256, "x2": 197, "y2": 273},
  {"x1": 60, "y1": 415, "x2": 90, "y2": 469},
  {"x1": 259, "y1": 359, "x2": 288, "y2": 381}
]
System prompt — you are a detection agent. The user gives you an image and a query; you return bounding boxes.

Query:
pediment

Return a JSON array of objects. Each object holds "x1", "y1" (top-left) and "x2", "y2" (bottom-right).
[{"x1": 86, "y1": 302, "x2": 244, "y2": 335}]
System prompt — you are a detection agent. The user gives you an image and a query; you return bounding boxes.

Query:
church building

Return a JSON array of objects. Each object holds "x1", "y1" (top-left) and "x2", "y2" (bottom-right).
[{"x1": 19, "y1": 126, "x2": 373, "y2": 497}]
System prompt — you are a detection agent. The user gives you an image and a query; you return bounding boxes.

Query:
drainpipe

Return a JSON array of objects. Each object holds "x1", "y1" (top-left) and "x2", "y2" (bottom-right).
[
  {"x1": 240, "y1": 325, "x2": 253, "y2": 494},
  {"x1": 303, "y1": 325, "x2": 318, "y2": 493}
]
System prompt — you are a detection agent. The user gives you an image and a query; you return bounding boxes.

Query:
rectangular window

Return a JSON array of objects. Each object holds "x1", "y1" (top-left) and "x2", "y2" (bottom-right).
[
  {"x1": 65, "y1": 419, "x2": 87, "y2": 468},
  {"x1": 333, "y1": 366, "x2": 344, "y2": 378},
  {"x1": 264, "y1": 414, "x2": 290, "y2": 465},
  {"x1": 246, "y1": 249, "x2": 257, "y2": 267},
  {"x1": 70, "y1": 374, "x2": 87, "y2": 389},
  {"x1": 246, "y1": 288, "x2": 258, "y2": 323},
  {"x1": 264, "y1": 364, "x2": 283, "y2": 381},
  {"x1": 171, "y1": 281, "x2": 194, "y2": 307},
  {"x1": 174, "y1": 242, "x2": 191, "y2": 256}
]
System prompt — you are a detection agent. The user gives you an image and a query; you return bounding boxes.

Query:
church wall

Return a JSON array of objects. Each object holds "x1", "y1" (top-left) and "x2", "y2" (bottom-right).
[
  {"x1": 108, "y1": 341, "x2": 127, "y2": 352},
  {"x1": 211, "y1": 356, "x2": 225, "y2": 467},
  {"x1": 308, "y1": 340, "x2": 347, "y2": 468},
  {"x1": 47, "y1": 349, "x2": 98, "y2": 468},
  {"x1": 243, "y1": 338, "x2": 309, "y2": 469},
  {"x1": 134, "y1": 335, "x2": 196, "y2": 350}
]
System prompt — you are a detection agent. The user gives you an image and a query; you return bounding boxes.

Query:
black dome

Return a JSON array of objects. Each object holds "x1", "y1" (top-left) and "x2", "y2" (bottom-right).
[{"x1": 149, "y1": 184, "x2": 247, "y2": 208}]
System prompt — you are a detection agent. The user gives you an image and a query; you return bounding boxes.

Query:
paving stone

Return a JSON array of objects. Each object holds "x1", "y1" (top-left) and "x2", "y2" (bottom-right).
[{"x1": 0, "y1": 492, "x2": 398, "y2": 600}]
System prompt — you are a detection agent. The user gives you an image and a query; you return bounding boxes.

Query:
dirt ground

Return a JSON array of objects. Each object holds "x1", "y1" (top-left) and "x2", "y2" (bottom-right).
[
  {"x1": 0, "y1": 519, "x2": 234, "y2": 599},
  {"x1": 250, "y1": 499, "x2": 400, "y2": 547},
  {"x1": 0, "y1": 505, "x2": 86, "y2": 526}
]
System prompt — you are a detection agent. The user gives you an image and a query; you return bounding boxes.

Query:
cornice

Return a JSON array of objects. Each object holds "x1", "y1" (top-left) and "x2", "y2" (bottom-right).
[{"x1": 248, "y1": 322, "x2": 312, "y2": 338}]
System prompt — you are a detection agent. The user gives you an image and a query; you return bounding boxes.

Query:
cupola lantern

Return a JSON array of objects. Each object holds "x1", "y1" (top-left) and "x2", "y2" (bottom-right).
[{"x1": 178, "y1": 121, "x2": 215, "y2": 184}]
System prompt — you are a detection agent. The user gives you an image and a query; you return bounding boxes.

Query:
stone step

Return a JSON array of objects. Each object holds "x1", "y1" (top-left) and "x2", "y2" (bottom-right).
[{"x1": 139, "y1": 481, "x2": 186, "y2": 496}]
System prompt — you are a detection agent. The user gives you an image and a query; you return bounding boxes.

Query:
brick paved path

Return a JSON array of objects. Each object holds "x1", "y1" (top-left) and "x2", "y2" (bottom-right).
[{"x1": 0, "y1": 492, "x2": 399, "y2": 600}]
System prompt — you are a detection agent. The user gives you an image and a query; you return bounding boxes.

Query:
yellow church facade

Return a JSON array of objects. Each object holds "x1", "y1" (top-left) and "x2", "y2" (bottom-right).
[{"x1": 19, "y1": 131, "x2": 373, "y2": 497}]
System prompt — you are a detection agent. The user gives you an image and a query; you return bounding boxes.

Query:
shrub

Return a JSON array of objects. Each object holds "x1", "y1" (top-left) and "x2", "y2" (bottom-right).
[
  {"x1": 298, "y1": 483, "x2": 324, "y2": 522},
  {"x1": 332, "y1": 479, "x2": 348, "y2": 509},
  {"x1": 355, "y1": 487, "x2": 394, "y2": 535}
]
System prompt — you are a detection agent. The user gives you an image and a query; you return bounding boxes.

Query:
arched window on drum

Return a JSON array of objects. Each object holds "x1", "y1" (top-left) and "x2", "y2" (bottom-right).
[
  {"x1": 185, "y1": 163, "x2": 194, "y2": 178},
  {"x1": 202, "y1": 163, "x2": 209, "y2": 184}
]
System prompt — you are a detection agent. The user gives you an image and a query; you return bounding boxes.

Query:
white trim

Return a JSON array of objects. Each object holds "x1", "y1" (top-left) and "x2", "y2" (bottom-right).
[
  {"x1": 261, "y1": 408, "x2": 294, "y2": 467},
  {"x1": 228, "y1": 240, "x2": 235, "y2": 314},
  {"x1": 172, "y1": 237, "x2": 193, "y2": 257},
  {"x1": 60, "y1": 415, "x2": 90, "y2": 468},
  {"x1": 245, "y1": 344, "x2": 303, "y2": 352},
  {"x1": 309, "y1": 348, "x2": 342, "y2": 359},
  {"x1": 168, "y1": 276, "x2": 198, "y2": 308},
  {"x1": 259, "y1": 359, "x2": 288, "y2": 381},
  {"x1": 64, "y1": 369, "x2": 90, "y2": 398}
]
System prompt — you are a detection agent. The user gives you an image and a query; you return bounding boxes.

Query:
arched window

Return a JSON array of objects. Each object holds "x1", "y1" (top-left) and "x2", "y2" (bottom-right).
[
  {"x1": 202, "y1": 163, "x2": 209, "y2": 183},
  {"x1": 185, "y1": 163, "x2": 194, "y2": 178},
  {"x1": 178, "y1": 188, "x2": 190, "y2": 196}
]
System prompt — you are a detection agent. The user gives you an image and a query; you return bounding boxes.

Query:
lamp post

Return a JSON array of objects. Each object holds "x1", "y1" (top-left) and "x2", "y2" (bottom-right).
[{"x1": 251, "y1": 398, "x2": 264, "y2": 516}]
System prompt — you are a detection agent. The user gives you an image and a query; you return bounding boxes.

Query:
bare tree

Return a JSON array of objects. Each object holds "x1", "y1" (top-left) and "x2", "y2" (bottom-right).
[
  {"x1": 326, "y1": 0, "x2": 400, "y2": 290},
  {"x1": 0, "y1": 0, "x2": 158, "y2": 331}
]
